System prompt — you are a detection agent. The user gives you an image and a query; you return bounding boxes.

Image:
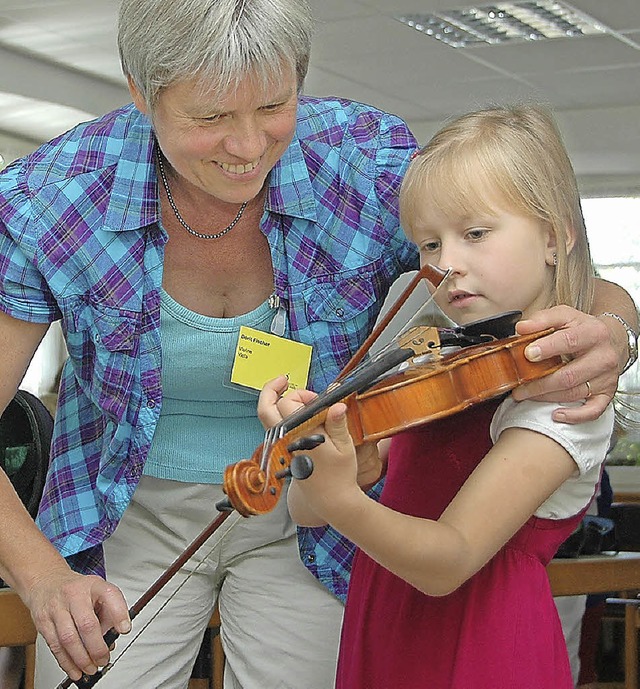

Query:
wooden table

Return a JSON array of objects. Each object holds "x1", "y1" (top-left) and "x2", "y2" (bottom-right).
[
  {"x1": 548, "y1": 552, "x2": 640, "y2": 689},
  {"x1": 548, "y1": 551, "x2": 640, "y2": 596}
]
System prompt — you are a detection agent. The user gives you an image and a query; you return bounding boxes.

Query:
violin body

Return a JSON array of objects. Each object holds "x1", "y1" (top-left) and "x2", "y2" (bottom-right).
[
  {"x1": 224, "y1": 329, "x2": 562, "y2": 516},
  {"x1": 349, "y1": 328, "x2": 562, "y2": 442}
]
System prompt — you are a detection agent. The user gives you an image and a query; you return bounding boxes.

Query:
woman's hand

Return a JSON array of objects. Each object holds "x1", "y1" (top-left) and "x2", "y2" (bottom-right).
[
  {"x1": 22, "y1": 565, "x2": 130, "y2": 681},
  {"x1": 513, "y1": 305, "x2": 621, "y2": 423}
]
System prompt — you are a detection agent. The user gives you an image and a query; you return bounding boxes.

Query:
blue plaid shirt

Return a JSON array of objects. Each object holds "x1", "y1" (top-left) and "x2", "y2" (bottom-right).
[{"x1": 0, "y1": 97, "x2": 418, "y2": 600}]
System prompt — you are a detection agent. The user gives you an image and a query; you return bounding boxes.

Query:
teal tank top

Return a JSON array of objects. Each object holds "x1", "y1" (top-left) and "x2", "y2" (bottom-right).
[{"x1": 143, "y1": 290, "x2": 275, "y2": 484}]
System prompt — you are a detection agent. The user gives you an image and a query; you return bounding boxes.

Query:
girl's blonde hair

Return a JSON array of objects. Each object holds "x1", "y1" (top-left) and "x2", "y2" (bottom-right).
[{"x1": 400, "y1": 104, "x2": 594, "y2": 313}]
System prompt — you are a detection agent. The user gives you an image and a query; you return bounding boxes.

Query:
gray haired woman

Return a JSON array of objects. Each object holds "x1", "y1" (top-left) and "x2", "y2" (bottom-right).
[{"x1": 0, "y1": 1, "x2": 635, "y2": 688}]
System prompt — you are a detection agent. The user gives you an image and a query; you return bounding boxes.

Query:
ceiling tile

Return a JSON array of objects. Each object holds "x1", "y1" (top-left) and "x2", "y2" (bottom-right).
[
  {"x1": 526, "y1": 64, "x2": 640, "y2": 110},
  {"x1": 460, "y1": 34, "x2": 640, "y2": 76}
]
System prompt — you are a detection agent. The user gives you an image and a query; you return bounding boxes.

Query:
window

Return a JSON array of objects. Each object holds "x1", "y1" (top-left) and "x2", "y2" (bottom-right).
[
  {"x1": 583, "y1": 196, "x2": 640, "y2": 391},
  {"x1": 583, "y1": 197, "x2": 640, "y2": 468}
]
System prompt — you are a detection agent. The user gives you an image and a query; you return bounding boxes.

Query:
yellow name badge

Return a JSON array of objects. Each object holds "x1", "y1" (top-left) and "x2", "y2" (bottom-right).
[{"x1": 231, "y1": 326, "x2": 312, "y2": 394}]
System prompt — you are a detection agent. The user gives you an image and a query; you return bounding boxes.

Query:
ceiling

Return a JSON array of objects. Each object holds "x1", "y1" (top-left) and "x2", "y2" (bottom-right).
[{"x1": 0, "y1": 0, "x2": 639, "y2": 192}]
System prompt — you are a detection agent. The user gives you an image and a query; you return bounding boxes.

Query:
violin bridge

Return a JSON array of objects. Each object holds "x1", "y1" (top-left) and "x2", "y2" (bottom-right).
[{"x1": 397, "y1": 326, "x2": 441, "y2": 358}]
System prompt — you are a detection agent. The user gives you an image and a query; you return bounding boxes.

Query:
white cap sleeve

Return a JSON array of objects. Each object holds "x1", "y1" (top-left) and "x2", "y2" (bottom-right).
[{"x1": 490, "y1": 397, "x2": 614, "y2": 519}]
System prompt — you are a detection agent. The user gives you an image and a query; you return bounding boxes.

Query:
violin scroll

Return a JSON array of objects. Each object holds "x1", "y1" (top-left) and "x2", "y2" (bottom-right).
[{"x1": 222, "y1": 429, "x2": 327, "y2": 516}]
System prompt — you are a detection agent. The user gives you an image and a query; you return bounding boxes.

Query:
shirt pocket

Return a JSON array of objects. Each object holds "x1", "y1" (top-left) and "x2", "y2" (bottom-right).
[
  {"x1": 64, "y1": 300, "x2": 140, "y2": 422},
  {"x1": 299, "y1": 271, "x2": 380, "y2": 386}
]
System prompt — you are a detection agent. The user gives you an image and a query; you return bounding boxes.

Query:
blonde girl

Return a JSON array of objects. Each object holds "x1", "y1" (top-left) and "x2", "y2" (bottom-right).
[{"x1": 259, "y1": 104, "x2": 614, "y2": 688}]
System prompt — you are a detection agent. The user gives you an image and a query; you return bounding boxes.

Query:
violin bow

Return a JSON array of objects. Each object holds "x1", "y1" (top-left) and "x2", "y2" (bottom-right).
[{"x1": 54, "y1": 509, "x2": 244, "y2": 688}]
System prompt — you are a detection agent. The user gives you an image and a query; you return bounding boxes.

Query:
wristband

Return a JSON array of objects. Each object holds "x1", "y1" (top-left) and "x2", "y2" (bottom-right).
[{"x1": 599, "y1": 312, "x2": 638, "y2": 373}]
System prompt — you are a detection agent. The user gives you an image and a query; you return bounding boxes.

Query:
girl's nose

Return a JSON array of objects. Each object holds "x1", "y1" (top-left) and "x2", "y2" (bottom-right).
[{"x1": 436, "y1": 244, "x2": 466, "y2": 279}]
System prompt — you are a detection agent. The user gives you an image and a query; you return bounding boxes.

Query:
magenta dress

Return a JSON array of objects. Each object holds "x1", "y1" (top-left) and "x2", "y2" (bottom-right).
[{"x1": 336, "y1": 400, "x2": 583, "y2": 689}]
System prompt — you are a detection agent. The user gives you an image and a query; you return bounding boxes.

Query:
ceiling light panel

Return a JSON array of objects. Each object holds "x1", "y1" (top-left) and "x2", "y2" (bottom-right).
[{"x1": 396, "y1": 1, "x2": 609, "y2": 48}]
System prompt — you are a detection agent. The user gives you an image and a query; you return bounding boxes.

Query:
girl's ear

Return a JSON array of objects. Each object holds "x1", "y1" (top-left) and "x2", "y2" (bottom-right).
[{"x1": 545, "y1": 223, "x2": 576, "y2": 265}]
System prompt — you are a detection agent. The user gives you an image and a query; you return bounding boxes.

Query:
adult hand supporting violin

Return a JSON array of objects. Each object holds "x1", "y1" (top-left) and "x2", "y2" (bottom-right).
[
  {"x1": 513, "y1": 285, "x2": 638, "y2": 424},
  {"x1": 258, "y1": 376, "x2": 385, "y2": 498}
]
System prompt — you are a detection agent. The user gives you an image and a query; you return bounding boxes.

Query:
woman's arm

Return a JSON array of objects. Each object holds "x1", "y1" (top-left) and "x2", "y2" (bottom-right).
[
  {"x1": 0, "y1": 311, "x2": 130, "y2": 680},
  {"x1": 514, "y1": 278, "x2": 638, "y2": 423}
]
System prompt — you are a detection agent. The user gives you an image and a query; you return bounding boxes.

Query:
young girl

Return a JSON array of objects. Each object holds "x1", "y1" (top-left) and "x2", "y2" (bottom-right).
[{"x1": 258, "y1": 105, "x2": 614, "y2": 688}]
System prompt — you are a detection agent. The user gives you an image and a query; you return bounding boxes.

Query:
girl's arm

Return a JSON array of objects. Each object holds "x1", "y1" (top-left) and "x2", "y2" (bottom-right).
[{"x1": 289, "y1": 400, "x2": 606, "y2": 596}]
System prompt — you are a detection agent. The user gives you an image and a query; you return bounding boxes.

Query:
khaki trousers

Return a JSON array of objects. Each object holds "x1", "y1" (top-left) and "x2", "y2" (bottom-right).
[{"x1": 35, "y1": 476, "x2": 344, "y2": 689}]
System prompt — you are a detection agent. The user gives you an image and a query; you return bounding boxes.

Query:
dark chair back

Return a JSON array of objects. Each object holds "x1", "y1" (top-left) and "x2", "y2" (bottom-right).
[{"x1": 0, "y1": 389, "x2": 53, "y2": 519}]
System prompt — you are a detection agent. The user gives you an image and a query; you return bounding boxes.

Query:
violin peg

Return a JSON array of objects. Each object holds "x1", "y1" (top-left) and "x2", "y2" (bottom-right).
[
  {"x1": 215, "y1": 497, "x2": 234, "y2": 512},
  {"x1": 286, "y1": 434, "x2": 325, "y2": 452},
  {"x1": 275, "y1": 454, "x2": 315, "y2": 481},
  {"x1": 289, "y1": 454, "x2": 314, "y2": 480}
]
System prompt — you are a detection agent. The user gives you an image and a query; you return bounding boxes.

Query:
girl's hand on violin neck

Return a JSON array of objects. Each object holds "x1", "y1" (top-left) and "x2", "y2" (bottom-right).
[
  {"x1": 257, "y1": 375, "x2": 316, "y2": 428},
  {"x1": 513, "y1": 305, "x2": 618, "y2": 423},
  {"x1": 293, "y1": 403, "x2": 366, "y2": 524},
  {"x1": 356, "y1": 441, "x2": 386, "y2": 490}
]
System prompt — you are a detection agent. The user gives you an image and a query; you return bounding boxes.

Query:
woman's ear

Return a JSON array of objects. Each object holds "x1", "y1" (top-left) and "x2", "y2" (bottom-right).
[{"x1": 127, "y1": 75, "x2": 148, "y2": 115}]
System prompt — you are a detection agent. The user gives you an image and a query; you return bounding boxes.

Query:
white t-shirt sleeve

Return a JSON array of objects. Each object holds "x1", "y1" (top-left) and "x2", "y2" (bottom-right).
[{"x1": 489, "y1": 397, "x2": 614, "y2": 519}]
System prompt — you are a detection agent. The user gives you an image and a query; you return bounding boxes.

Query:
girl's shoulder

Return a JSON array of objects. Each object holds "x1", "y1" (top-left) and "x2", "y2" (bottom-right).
[{"x1": 490, "y1": 396, "x2": 614, "y2": 476}]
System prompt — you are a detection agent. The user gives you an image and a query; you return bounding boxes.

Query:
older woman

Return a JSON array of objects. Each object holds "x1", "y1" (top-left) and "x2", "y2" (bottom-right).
[{"x1": 0, "y1": 1, "x2": 635, "y2": 688}]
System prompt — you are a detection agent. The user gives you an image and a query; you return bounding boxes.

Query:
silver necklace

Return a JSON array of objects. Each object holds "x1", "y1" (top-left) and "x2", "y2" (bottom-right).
[{"x1": 157, "y1": 154, "x2": 247, "y2": 240}]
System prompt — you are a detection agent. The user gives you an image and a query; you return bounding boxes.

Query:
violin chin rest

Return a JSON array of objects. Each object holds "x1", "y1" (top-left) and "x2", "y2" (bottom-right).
[{"x1": 459, "y1": 311, "x2": 522, "y2": 339}]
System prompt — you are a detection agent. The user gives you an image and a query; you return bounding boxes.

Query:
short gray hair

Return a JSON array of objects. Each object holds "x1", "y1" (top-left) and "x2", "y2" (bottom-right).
[{"x1": 118, "y1": 0, "x2": 313, "y2": 106}]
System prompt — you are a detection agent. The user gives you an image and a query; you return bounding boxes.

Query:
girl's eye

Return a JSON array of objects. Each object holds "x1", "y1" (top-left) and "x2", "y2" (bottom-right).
[
  {"x1": 466, "y1": 228, "x2": 489, "y2": 240},
  {"x1": 421, "y1": 240, "x2": 441, "y2": 253}
]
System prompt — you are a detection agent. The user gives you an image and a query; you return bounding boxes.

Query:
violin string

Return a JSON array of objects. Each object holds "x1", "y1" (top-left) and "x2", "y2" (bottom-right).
[
  {"x1": 260, "y1": 424, "x2": 283, "y2": 471},
  {"x1": 94, "y1": 510, "x2": 243, "y2": 676}
]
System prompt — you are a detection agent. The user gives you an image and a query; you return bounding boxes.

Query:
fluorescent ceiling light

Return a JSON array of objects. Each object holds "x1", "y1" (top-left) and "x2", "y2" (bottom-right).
[{"x1": 396, "y1": 1, "x2": 608, "y2": 48}]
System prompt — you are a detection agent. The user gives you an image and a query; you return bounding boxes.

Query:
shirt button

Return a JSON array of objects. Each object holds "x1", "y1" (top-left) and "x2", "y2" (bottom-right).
[
  {"x1": 94, "y1": 333, "x2": 100, "y2": 342},
  {"x1": 306, "y1": 553, "x2": 316, "y2": 564},
  {"x1": 147, "y1": 399, "x2": 156, "y2": 408},
  {"x1": 335, "y1": 307, "x2": 345, "y2": 318}
]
